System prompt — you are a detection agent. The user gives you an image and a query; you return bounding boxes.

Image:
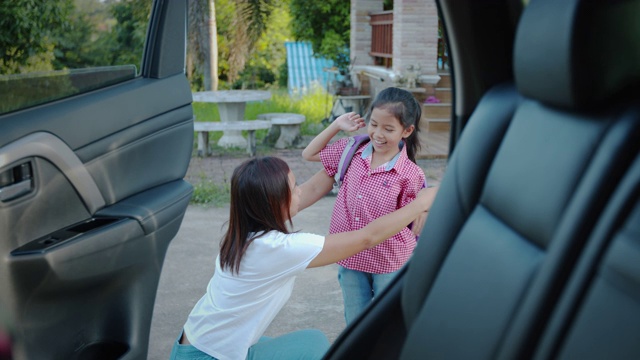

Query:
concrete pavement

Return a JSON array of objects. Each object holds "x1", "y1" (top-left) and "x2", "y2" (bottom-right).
[
  {"x1": 148, "y1": 196, "x2": 343, "y2": 359},
  {"x1": 147, "y1": 152, "x2": 447, "y2": 359}
]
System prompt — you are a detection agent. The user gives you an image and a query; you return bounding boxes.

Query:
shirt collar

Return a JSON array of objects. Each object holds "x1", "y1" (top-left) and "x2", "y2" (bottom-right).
[{"x1": 360, "y1": 140, "x2": 408, "y2": 172}]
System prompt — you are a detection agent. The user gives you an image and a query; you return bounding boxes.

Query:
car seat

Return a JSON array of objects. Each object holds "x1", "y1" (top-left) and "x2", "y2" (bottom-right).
[{"x1": 324, "y1": 0, "x2": 640, "y2": 358}]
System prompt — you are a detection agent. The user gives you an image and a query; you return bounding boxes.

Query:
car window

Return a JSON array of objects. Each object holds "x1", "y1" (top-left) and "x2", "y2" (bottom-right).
[{"x1": 0, "y1": 0, "x2": 152, "y2": 115}]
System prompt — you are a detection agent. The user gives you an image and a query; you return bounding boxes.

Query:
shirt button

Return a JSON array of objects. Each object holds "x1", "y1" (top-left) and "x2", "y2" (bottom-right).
[
  {"x1": 355, "y1": 217, "x2": 360, "y2": 221},
  {"x1": 357, "y1": 195, "x2": 362, "y2": 199}
]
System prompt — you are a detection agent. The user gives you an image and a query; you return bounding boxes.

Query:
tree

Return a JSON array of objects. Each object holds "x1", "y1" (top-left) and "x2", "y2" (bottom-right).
[
  {"x1": 1, "y1": 0, "x2": 153, "y2": 75},
  {"x1": 237, "y1": 4, "x2": 291, "y2": 89},
  {"x1": 0, "y1": 0, "x2": 73, "y2": 74},
  {"x1": 289, "y1": 0, "x2": 350, "y2": 63},
  {"x1": 188, "y1": 0, "x2": 277, "y2": 89},
  {"x1": 52, "y1": 0, "x2": 150, "y2": 71},
  {"x1": 189, "y1": 0, "x2": 218, "y2": 91},
  {"x1": 227, "y1": 0, "x2": 276, "y2": 84},
  {"x1": 109, "y1": 0, "x2": 151, "y2": 66}
]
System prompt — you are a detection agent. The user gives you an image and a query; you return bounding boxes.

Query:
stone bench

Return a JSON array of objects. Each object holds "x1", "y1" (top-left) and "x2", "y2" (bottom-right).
[
  {"x1": 257, "y1": 113, "x2": 306, "y2": 149},
  {"x1": 194, "y1": 120, "x2": 271, "y2": 157}
]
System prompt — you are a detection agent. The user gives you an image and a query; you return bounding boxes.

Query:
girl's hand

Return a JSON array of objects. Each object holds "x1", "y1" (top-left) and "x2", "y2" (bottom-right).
[{"x1": 334, "y1": 112, "x2": 365, "y2": 132}]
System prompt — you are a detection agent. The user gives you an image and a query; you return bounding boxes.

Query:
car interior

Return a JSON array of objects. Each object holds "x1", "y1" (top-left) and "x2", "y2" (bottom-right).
[
  {"x1": 0, "y1": 1, "x2": 193, "y2": 359},
  {"x1": 325, "y1": 0, "x2": 640, "y2": 358},
  {"x1": 2, "y1": 0, "x2": 638, "y2": 359}
]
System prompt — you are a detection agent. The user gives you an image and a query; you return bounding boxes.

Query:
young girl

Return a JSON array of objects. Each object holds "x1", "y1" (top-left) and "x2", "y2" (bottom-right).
[
  {"x1": 171, "y1": 156, "x2": 435, "y2": 360},
  {"x1": 302, "y1": 87, "x2": 432, "y2": 325}
]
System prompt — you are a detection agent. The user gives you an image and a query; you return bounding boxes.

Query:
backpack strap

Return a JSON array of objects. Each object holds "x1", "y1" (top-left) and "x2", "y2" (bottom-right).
[
  {"x1": 333, "y1": 135, "x2": 427, "y2": 240},
  {"x1": 334, "y1": 135, "x2": 370, "y2": 190}
]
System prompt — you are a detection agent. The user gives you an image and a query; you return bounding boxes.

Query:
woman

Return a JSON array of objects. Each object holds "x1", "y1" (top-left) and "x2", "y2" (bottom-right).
[{"x1": 171, "y1": 156, "x2": 436, "y2": 360}]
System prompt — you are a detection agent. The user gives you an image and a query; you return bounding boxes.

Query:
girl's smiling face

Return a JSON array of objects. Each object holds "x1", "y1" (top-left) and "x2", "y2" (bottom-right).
[{"x1": 367, "y1": 107, "x2": 414, "y2": 158}]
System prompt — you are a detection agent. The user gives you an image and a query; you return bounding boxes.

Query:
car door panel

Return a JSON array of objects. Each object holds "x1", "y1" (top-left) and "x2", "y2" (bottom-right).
[{"x1": 0, "y1": 1, "x2": 192, "y2": 359}]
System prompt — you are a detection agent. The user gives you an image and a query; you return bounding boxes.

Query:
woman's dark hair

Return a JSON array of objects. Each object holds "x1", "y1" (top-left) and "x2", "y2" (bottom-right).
[
  {"x1": 219, "y1": 156, "x2": 293, "y2": 274},
  {"x1": 364, "y1": 87, "x2": 422, "y2": 162}
]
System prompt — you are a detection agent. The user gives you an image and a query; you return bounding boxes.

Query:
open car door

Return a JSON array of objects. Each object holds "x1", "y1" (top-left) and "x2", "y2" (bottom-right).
[{"x1": 0, "y1": 1, "x2": 193, "y2": 359}]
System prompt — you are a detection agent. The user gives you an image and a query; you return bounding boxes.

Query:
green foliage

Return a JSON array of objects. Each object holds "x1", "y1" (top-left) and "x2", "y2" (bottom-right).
[
  {"x1": 243, "y1": 3, "x2": 291, "y2": 88},
  {"x1": 190, "y1": 89, "x2": 332, "y2": 204},
  {"x1": 0, "y1": 0, "x2": 74, "y2": 73},
  {"x1": 193, "y1": 87, "x2": 331, "y2": 137},
  {"x1": 277, "y1": 60, "x2": 288, "y2": 87},
  {"x1": 1, "y1": 0, "x2": 150, "y2": 75},
  {"x1": 384, "y1": 0, "x2": 394, "y2": 10},
  {"x1": 199, "y1": 0, "x2": 289, "y2": 90},
  {"x1": 51, "y1": 11, "x2": 97, "y2": 69},
  {"x1": 289, "y1": 0, "x2": 350, "y2": 63},
  {"x1": 215, "y1": 0, "x2": 236, "y2": 83},
  {"x1": 109, "y1": 0, "x2": 151, "y2": 66},
  {"x1": 190, "y1": 173, "x2": 231, "y2": 206},
  {"x1": 233, "y1": 65, "x2": 276, "y2": 89}
]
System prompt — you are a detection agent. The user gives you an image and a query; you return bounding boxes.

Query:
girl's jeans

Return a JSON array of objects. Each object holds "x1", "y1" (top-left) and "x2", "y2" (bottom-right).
[
  {"x1": 169, "y1": 329, "x2": 329, "y2": 360},
  {"x1": 338, "y1": 266, "x2": 400, "y2": 325}
]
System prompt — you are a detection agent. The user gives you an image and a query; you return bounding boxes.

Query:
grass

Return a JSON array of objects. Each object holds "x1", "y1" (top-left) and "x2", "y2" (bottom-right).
[
  {"x1": 190, "y1": 173, "x2": 231, "y2": 207},
  {"x1": 192, "y1": 87, "x2": 331, "y2": 142},
  {"x1": 190, "y1": 88, "x2": 331, "y2": 206}
]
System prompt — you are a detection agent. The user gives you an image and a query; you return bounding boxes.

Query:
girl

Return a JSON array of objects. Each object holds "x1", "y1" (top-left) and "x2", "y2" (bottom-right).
[
  {"x1": 171, "y1": 156, "x2": 435, "y2": 360},
  {"x1": 302, "y1": 87, "x2": 433, "y2": 325}
]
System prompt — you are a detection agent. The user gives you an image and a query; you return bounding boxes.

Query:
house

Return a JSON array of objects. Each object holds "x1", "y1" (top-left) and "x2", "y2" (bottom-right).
[{"x1": 349, "y1": 0, "x2": 451, "y2": 157}]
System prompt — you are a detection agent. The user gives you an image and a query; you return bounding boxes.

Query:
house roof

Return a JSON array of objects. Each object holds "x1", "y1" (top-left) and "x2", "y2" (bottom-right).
[{"x1": 285, "y1": 41, "x2": 334, "y2": 95}]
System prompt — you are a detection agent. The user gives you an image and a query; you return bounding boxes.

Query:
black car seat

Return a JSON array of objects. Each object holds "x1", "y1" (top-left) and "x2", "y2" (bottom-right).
[
  {"x1": 324, "y1": 0, "x2": 640, "y2": 358},
  {"x1": 533, "y1": 155, "x2": 640, "y2": 359}
]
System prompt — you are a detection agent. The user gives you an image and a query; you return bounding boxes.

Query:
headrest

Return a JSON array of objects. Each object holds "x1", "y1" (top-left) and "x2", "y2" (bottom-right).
[{"x1": 514, "y1": 0, "x2": 640, "y2": 110}]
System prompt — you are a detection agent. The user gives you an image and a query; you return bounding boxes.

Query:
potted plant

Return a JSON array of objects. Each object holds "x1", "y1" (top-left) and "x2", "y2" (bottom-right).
[{"x1": 334, "y1": 52, "x2": 359, "y2": 96}]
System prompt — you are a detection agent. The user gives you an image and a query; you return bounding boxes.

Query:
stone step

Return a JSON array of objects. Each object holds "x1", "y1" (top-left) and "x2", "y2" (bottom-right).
[
  {"x1": 434, "y1": 87, "x2": 452, "y2": 103},
  {"x1": 437, "y1": 72, "x2": 452, "y2": 88},
  {"x1": 423, "y1": 102, "x2": 452, "y2": 119},
  {"x1": 427, "y1": 118, "x2": 451, "y2": 132},
  {"x1": 420, "y1": 117, "x2": 451, "y2": 134},
  {"x1": 416, "y1": 118, "x2": 450, "y2": 159}
]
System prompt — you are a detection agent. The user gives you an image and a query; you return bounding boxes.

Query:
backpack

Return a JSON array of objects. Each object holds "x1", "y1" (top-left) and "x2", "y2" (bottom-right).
[
  {"x1": 333, "y1": 134, "x2": 427, "y2": 190},
  {"x1": 332, "y1": 135, "x2": 426, "y2": 239},
  {"x1": 333, "y1": 134, "x2": 371, "y2": 191}
]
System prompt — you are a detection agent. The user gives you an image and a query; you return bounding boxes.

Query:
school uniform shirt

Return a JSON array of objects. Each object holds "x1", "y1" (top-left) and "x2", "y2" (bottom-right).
[
  {"x1": 320, "y1": 137, "x2": 426, "y2": 274},
  {"x1": 183, "y1": 230, "x2": 325, "y2": 360}
]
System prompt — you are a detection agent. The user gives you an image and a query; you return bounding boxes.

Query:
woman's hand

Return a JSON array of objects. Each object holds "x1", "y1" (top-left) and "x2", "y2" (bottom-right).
[
  {"x1": 415, "y1": 186, "x2": 439, "y2": 213},
  {"x1": 411, "y1": 212, "x2": 428, "y2": 236}
]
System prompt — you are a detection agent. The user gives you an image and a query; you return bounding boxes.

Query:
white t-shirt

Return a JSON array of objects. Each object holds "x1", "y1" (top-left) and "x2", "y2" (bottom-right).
[{"x1": 183, "y1": 230, "x2": 325, "y2": 360}]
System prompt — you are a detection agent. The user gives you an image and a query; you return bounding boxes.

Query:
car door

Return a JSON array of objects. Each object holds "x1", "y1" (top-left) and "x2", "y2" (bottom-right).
[{"x1": 0, "y1": 1, "x2": 193, "y2": 359}]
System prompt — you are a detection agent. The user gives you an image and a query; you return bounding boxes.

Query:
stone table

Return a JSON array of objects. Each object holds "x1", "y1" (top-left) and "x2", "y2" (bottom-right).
[{"x1": 192, "y1": 90, "x2": 271, "y2": 148}]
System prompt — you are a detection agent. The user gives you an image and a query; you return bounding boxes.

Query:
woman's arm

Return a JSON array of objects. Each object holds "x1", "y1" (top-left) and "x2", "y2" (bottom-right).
[
  {"x1": 411, "y1": 187, "x2": 439, "y2": 235},
  {"x1": 308, "y1": 186, "x2": 438, "y2": 268},
  {"x1": 298, "y1": 170, "x2": 334, "y2": 212},
  {"x1": 301, "y1": 112, "x2": 365, "y2": 162}
]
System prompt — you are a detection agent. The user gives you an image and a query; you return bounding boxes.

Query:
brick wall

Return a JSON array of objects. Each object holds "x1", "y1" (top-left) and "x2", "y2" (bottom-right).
[
  {"x1": 393, "y1": 0, "x2": 439, "y2": 76},
  {"x1": 351, "y1": 0, "x2": 439, "y2": 77},
  {"x1": 351, "y1": 0, "x2": 382, "y2": 66}
]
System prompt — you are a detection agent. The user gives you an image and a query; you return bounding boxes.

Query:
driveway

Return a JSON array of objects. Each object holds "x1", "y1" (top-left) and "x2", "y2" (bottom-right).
[{"x1": 148, "y1": 149, "x2": 447, "y2": 359}]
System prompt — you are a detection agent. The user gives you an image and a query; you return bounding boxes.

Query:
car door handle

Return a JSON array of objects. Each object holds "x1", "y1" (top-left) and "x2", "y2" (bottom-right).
[
  {"x1": 0, "y1": 178, "x2": 33, "y2": 201},
  {"x1": 0, "y1": 162, "x2": 33, "y2": 202}
]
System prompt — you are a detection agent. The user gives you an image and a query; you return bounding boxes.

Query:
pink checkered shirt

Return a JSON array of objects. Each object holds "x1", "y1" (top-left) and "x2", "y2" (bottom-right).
[{"x1": 320, "y1": 137, "x2": 426, "y2": 274}]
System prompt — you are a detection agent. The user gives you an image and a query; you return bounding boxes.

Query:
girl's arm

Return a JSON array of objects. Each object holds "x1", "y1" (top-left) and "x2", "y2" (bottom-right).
[
  {"x1": 298, "y1": 170, "x2": 334, "y2": 212},
  {"x1": 308, "y1": 186, "x2": 438, "y2": 268},
  {"x1": 301, "y1": 112, "x2": 365, "y2": 162}
]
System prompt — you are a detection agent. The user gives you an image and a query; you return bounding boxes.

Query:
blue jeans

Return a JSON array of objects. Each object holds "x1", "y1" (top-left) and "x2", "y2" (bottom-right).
[
  {"x1": 169, "y1": 329, "x2": 329, "y2": 360},
  {"x1": 338, "y1": 266, "x2": 400, "y2": 325}
]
